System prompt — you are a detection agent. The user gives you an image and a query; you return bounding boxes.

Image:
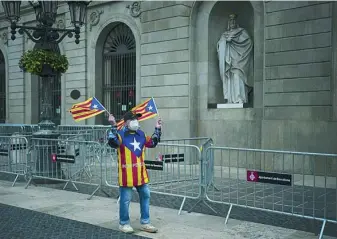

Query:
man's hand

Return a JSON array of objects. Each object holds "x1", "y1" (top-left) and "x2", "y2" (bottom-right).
[
  {"x1": 108, "y1": 114, "x2": 116, "y2": 126},
  {"x1": 155, "y1": 117, "x2": 162, "y2": 129}
]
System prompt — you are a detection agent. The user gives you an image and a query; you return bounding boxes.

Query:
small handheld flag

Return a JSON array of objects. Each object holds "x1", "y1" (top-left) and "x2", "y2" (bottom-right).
[
  {"x1": 117, "y1": 97, "x2": 158, "y2": 130},
  {"x1": 70, "y1": 97, "x2": 107, "y2": 122}
]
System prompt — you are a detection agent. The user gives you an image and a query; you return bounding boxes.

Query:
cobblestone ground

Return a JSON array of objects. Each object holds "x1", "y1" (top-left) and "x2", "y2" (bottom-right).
[{"x1": 0, "y1": 203, "x2": 149, "y2": 239}]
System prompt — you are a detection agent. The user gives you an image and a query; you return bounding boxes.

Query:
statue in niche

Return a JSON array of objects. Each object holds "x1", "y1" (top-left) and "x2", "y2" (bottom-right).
[{"x1": 217, "y1": 13, "x2": 253, "y2": 104}]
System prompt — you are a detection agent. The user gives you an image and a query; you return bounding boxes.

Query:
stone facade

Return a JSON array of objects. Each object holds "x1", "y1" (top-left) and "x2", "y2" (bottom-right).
[{"x1": 0, "y1": 1, "x2": 336, "y2": 157}]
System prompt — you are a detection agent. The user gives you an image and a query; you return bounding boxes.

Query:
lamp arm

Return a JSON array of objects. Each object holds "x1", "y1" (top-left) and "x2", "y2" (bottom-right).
[
  {"x1": 17, "y1": 28, "x2": 41, "y2": 43},
  {"x1": 55, "y1": 30, "x2": 74, "y2": 44}
]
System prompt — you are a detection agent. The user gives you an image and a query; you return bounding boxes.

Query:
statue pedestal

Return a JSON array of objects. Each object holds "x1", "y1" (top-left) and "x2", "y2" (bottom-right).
[
  {"x1": 217, "y1": 103, "x2": 244, "y2": 109},
  {"x1": 208, "y1": 103, "x2": 245, "y2": 109}
]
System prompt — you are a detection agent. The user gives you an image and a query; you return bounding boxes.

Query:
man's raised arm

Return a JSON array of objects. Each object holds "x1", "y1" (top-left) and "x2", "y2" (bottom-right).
[
  {"x1": 145, "y1": 117, "x2": 162, "y2": 148},
  {"x1": 107, "y1": 114, "x2": 120, "y2": 148},
  {"x1": 108, "y1": 125, "x2": 120, "y2": 148}
]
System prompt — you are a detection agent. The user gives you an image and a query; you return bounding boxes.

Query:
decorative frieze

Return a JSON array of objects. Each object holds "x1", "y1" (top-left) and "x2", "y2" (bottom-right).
[
  {"x1": 1, "y1": 31, "x2": 8, "y2": 45},
  {"x1": 126, "y1": 1, "x2": 141, "y2": 18},
  {"x1": 89, "y1": 9, "x2": 104, "y2": 31}
]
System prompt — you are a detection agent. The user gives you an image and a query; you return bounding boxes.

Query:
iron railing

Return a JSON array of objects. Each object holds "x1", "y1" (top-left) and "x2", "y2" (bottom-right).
[{"x1": 0, "y1": 125, "x2": 336, "y2": 238}]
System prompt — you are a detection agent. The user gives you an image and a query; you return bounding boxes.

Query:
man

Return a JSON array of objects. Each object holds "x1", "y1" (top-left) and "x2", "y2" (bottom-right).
[{"x1": 107, "y1": 111, "x2": 162, "y2": 234}]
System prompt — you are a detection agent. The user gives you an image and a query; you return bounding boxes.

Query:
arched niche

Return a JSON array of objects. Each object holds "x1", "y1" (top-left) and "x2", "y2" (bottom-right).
[
  {"x1": 92, "y1": 17, "x2": 140, "y2": 125},
  {"x1": 0, "y1": 42, "x2": 9, "y2": 123},
  {"x1": 190, "y1": 1, "x2": 264, "y2": 112},
  {"x1": 208, "y1": 1, "x2": 254, "y2": 105},
  {"x1": 0, "y1": 50, "x2": 6, "y2": 123}
]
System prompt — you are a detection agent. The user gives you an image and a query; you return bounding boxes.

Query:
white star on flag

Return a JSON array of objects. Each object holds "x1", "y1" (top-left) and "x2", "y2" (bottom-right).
[
  {"x1": 147, "y1": 105, "x2": 153, "y2": 111},
  {"x1": 93, "y1": 104, "x2": 98, "y2": 109},
  {"x1": 130, "y1": 137, "x2": 141, "y2": 151}
]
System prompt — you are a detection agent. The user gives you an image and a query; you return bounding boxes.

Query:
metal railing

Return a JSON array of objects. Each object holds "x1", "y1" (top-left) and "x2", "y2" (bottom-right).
[
  {"x1": 0, "y1": 135, "x2": 29, "y2": 186},
  {"x1": 56, "y1": 125, "x2": 110, "y2": 142},
  {"x1": 0, "y1": 127, "x2": 336, "y2": 238},
  {"x1": 205, "y1": 146, "x2": 337, "y2": 239},
  {"x1": 102, "y1": 140, "x2": 202, "y2": 215},
  {"x1": 25, "y1": 138, "x2": 103, "y2": 200},
  {"x1": 0, "y1": 124, "x2": 40, "y2": 136}
]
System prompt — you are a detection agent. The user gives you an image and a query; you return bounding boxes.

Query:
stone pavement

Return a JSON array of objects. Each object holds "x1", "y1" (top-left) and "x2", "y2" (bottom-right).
[
  {"x1": 0, "y1": 203, "x2": 147, "y2": 239},
  {"x1": 0, "y1": 180, "x2": 335, "y2": 239}
]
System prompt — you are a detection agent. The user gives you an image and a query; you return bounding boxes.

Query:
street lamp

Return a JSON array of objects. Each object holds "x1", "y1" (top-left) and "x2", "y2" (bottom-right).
[
  {"x1": 2, "y1": 0, "x2": 90, "y2": 130},
  {"x1": 2, "y1": 1, "x2": 91, "y2": 179},
  {"x1": 2, "y1": 1, "x2": 90, "y2": 44}
]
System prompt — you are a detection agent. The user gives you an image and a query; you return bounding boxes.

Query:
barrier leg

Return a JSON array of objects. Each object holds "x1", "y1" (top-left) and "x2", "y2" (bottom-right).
[
  {"x1": 210, "y1": 182, "x2": 220, "y2": 191},
  {"x1": 188, "y1": 187, "x2": 217, "y2": 214},
  {"x1": 178, "y1": 197, "x2": 186, "y2": 215},
  {"x1": 318, "y1": 219, "x2": 326, "y2": 239},
  {"x1": 63, "y1": 180, "x2": 78, "y2": 191},
  {"x1": 187, "y1": 198, "x2": 217, "y2": 214},
  {"x1": 24, "y1": 177, "x2": 37, "y2": 189},
  {"x1": 12, "y1": 174, "x2": 19, "y2": 187},
  {"x1": 100, "y1": 188, "x2": 111, "y2": 198},
  {"x1": 24, "y1": 177, "x2": 32, "y2": 189},
  {"x1": 224, "y1": 204, "x2": 233, "y2": 225},
  {"x1": 87, "y1": 184, "x2": 100, "y2": 200}
]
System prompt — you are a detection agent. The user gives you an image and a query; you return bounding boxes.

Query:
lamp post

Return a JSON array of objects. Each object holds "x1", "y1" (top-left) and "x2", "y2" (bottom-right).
[
  {"x1": 2, "y1": 1, "x2": 90, "y2": 179},
  {"x1": 2, "y1": 1, "x2": 90, "y2": 130}
]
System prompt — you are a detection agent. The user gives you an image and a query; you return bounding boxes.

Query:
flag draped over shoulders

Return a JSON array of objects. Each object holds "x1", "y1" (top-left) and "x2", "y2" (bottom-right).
[{"x1": 116, "y1": 129, "x2": 153, "y2": 187}]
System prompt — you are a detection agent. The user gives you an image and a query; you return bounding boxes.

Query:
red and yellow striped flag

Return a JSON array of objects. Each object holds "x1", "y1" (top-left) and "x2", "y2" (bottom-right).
[
  {"x1": 69, "y1": 97, "x2": 106, "y2": 122},
  {"x1": 117, "y1": 97, "x2": 158, "y2": 130}
]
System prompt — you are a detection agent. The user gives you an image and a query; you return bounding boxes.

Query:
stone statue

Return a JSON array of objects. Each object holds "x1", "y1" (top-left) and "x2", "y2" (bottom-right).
[{"x1": 217, "y1": 14, "x2": 253, "y2": 104}]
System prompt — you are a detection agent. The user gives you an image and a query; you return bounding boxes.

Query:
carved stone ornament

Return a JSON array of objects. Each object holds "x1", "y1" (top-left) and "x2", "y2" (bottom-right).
[
  {"x1": 126, "y1": 1, "x2": 141, "y2": 18},
  {"x1": 89, "y1": 9, "x2": 104, "y2": 31},
  {"x1": 1, "y1": 31, "x2": 8, "y2": 45}
]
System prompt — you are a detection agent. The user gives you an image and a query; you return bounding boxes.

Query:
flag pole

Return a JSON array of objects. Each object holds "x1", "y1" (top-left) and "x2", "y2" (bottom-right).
[{"x1": 94, "y1": 97, "x2": 111, "y2": 115}]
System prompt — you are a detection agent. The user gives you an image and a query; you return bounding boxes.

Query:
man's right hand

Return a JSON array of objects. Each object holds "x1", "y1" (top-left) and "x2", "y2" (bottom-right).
[{"x1": 108, "y1": 114, "x2": 116, "y2": 126}]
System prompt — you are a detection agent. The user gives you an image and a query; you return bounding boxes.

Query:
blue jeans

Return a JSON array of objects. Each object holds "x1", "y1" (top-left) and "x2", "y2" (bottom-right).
[{"x1": 119, "y1": 183, "x2": 150, "y2": 225}]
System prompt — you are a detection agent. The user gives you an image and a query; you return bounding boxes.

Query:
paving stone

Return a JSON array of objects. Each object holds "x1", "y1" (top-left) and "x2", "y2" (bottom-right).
[{"x1": 0, "y1": 203, "x2": 149, "y2": 239}]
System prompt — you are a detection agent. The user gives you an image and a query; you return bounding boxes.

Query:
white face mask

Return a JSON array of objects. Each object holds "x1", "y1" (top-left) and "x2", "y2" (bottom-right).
[{"x1": 128, "y1": 120, "x2": 139, "y2": 131}]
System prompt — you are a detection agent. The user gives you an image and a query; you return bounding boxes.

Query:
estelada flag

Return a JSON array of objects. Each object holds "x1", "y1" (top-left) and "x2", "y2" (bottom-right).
[
  {"x1": 69, "y1": 97, "x2": 106, "y2": 122},
  {"x1": 117, "y1": 97, "x2": 158, "y2": 130}
]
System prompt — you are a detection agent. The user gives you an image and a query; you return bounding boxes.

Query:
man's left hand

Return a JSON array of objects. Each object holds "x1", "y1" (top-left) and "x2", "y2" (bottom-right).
[{"x1": 156, "y1": 117, "x2": 162, "y2": 129}]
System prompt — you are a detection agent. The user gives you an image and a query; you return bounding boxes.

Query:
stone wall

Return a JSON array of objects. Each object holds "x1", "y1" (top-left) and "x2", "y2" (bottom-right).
[
  {"x1": 7, "y1": 33, "x2": 24, "y2": 124},
  {"x1": 0, "y1": 1, "x2": 336, "y2": 163},
  {"x1": 63, "y1": 9, "x2": 87, "y2": 125},
  {"x1": 264, "y1": 1, "x2": 332, "y2": 120},
  {"x1": 139, "y1": 1, "x2": 193, "y2": 138},
  {"x1": 261, "y1": 1, "x2": 337, "y2": 155}
]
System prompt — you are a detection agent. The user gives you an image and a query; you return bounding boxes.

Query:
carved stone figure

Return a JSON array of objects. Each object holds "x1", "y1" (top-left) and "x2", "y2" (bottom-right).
[{"x1": 217, "y1": 14, "x2": 253, "y2": 104}]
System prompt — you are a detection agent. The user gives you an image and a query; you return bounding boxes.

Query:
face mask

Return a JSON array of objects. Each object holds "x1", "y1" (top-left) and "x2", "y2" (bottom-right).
[{"x1": 128, "y1": 120, "x2": 139, "y2": 131}]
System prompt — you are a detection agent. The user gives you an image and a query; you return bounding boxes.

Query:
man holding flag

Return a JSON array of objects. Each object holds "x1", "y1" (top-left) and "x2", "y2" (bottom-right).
[{"x1": 107, "y1": 98, "x2": 162, "y2": 234}]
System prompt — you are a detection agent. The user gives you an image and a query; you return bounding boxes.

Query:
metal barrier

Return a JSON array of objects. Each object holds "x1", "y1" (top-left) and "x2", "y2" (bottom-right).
[
  {"x1": 103, "y1": 142, "x2": 202, "y2": 215},
  {"x1": 0, "y1": 124, "x2": 40, "y2": 136},
  {"x1": 25, "y1": 138, "x2": 103, "y2": 200},
  {"x1": 56, "y1": 125, "x2": 110, "y2": 143},
  {"x1": 205, "y1": 146, "x2": 337, "y2": 239},
  {"x1": 0, "y1": 135, "x2": 29, "y2": 186},
  {"x1": 1, "y1": 125, "x2": 336, "y2": 238},
  {"x1": 187, "y1": 138, "x2": 218, "y2": 214},
  {"x1": 161, "y1": 137, "x2": 210, "y2": 147}
]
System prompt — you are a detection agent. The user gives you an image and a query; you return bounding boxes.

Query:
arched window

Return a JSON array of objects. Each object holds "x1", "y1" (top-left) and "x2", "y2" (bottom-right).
[
  {"x1": 102, "y1": 22, "x2": 136, "y2": 123},
  {"x1": 35, "y1": 43, "x2": 61, "y2": 126},
  {"x1": 0, "y1": 51, "x2": 5, "y2": 123}
]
